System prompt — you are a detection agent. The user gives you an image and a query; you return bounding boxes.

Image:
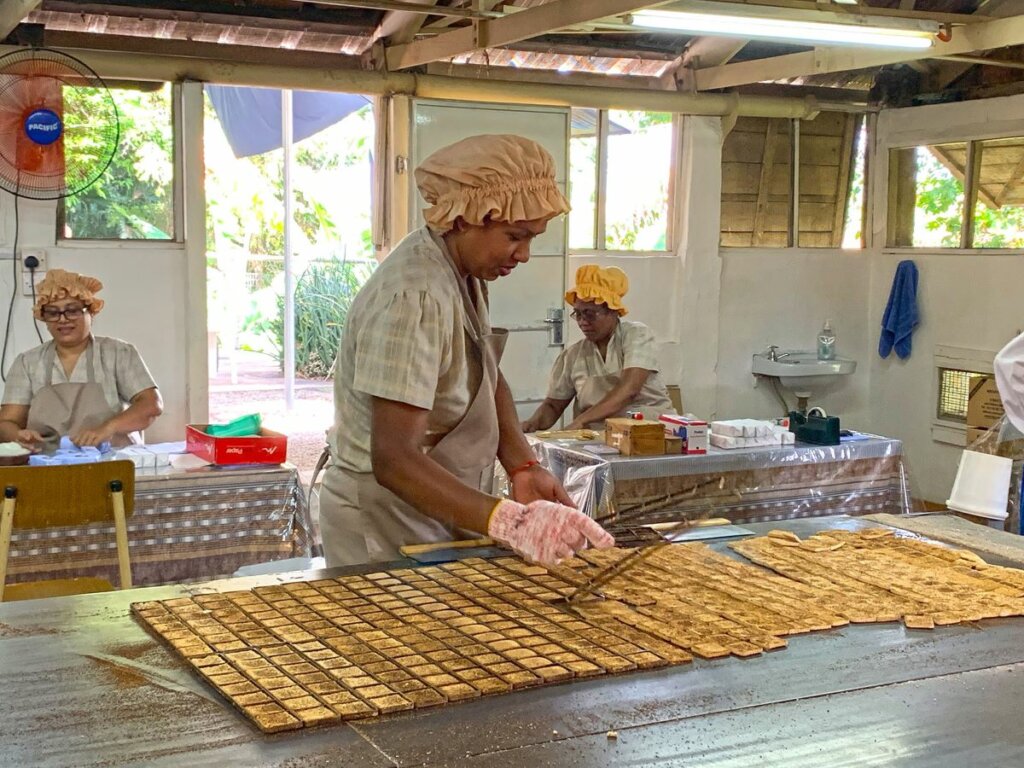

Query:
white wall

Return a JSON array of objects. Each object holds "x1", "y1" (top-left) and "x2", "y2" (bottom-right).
[
  {"x1": 718, "y1": 249, "x2": 872, "y2": 426},
  {"x1": 0, "y1": 197, "x2": 190, "y2": 443},
  {"x1": 865, "y1": 94, "x2": 1024, "y2": 502},
  {"x1": 571, "y1": 116, "x2": 872, "y2": 430}
]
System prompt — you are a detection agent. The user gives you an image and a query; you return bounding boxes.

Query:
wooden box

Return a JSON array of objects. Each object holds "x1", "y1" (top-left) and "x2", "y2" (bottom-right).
[{"x1": 605, "y1": 418, "x2": 666, "y2": 456}]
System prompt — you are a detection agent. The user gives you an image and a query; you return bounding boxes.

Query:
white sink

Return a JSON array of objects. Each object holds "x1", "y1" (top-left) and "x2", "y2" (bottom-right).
[{"x1": 752, "y1": 351, "x2": 857, "y2": 395}]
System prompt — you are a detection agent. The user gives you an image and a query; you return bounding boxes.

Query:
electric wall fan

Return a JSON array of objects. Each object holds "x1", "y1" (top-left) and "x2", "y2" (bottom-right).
[{"x1": 0, "y1": 47, "x2": 119, "y2": 200}]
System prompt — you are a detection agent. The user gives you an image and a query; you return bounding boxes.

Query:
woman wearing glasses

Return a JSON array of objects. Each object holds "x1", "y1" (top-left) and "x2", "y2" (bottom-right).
[
  {"x1": 0, "y1": 268, "x2": 162, "y2": 451},
  {"x1": 522, "y1": 264, "x2": 674, "y2": 433}
]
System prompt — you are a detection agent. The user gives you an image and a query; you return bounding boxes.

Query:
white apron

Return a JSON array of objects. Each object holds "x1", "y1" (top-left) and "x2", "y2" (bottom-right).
[
  {"x1": 25, "y1": 340, "x2": 141, "y2": 451},
  {"x1": 320, "y1": 240, "x2": 508, "y2": 566}
]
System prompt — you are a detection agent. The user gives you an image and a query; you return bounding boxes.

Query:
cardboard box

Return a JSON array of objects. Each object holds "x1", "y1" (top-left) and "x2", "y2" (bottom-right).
[
  {"x1": 665, "y1": 435, "x2": 684, "y2": 455},
  {"x1": 186, "y1": 424, "x2": 288, "y2": 465},
  {"x1": 605, "y1": 418, "x2": 665, "y2": 456},
  {"x1": 967, "y1": 375, "x2": 1004, "y2": 429},
  {"x1": 966, "y1": 426, "x2": 991, "y2": 446},
  {"x1": 659, "y1": 414, "x2": 709, "y2": 454}
]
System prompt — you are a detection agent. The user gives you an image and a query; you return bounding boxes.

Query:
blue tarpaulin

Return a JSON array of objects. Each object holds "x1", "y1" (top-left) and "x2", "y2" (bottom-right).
[{"x1": 205, "y1": 85, "x2": 370, "y2": 158}]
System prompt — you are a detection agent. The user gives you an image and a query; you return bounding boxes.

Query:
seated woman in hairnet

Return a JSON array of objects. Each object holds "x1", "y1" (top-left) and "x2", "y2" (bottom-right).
[
  {"x1": 0, "y1": 268, "x2": 163, "y2": 451},
  {"x1": 522, "y1": 265, "x2": 675, "y2": 433},
  {"x1": 995, "y1": 330, "x2": 1024, "y2": 436}
]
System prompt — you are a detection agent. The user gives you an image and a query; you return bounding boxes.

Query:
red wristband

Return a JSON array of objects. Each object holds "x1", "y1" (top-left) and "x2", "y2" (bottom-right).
[{"x1": 508, "y1": 459, "x2": 539, "y2": 478}]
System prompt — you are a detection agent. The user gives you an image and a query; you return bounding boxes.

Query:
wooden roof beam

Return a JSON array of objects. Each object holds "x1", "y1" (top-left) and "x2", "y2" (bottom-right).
[
  {"x1": 1, "y1": 0, "x2": 41, "y2": 40},
  {"x1": 385, "y1": 0, "x2": 671, "y2": 71},
  {"x1": 373, "y1": 0, "x2": 439, "y2": 46},
  {"x1": 693, "y1": 12, "x2": 1024, "y2": 90}
]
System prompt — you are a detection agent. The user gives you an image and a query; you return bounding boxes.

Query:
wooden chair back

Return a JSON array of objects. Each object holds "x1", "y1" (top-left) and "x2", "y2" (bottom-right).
[{"x1": 0, "y1": 461, "x2": 136, "y2": 601}]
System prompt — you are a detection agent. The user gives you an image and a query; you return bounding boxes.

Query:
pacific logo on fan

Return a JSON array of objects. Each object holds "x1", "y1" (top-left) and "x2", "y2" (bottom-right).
[{"x1": 24, "y1": 109, "x2": 63, "y2": 146}]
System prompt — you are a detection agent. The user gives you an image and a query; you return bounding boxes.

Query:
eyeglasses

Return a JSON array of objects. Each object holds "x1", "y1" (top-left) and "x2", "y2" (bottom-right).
[
  {"x1": 41, "y1": 306, "x2": 86, "y2": 322},
  {"x1": 570, "y1": 308, "x2": 609, "y2": 323}
]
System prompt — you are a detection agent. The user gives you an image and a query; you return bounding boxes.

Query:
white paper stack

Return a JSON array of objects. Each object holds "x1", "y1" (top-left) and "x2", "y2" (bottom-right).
[
  {"x1": 710, "y1": 421, "x2": 795, "y2": 449},
  {"x1": 114, "y1": 445, "x2": 174, "y2": 468}
]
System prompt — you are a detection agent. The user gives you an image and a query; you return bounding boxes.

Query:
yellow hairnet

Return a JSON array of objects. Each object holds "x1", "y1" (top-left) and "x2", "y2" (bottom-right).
[
  {"x1": 415, "y1": 134, "x2": 570, "y2": 233},
  {"x1": 33, "y1": 268, "x2": 105, "y2": 319},
  {"x1": 565, "y1": 265, "x2": 629, "y2": 316}
]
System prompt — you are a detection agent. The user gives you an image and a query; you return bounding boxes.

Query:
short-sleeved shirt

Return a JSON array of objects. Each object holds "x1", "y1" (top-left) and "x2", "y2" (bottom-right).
[
  {"x1": 2, "y1": 335, "x2": 157, "y2": 414},
  {"x1": 547, "y1": 319, "x2": 674, "y2": 415},
  {"x1": 328, "y1": 227, "x2": 488, "y2": 473}
]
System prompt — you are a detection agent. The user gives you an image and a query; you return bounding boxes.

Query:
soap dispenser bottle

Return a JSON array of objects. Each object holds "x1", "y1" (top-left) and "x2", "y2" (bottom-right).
[{"x1": 817, "y1": 319, "x2": 836, "y2": 361}]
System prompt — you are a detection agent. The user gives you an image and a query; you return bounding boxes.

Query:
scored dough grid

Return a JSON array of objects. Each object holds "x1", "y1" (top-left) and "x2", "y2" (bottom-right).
[{"x1": 132, "y1": 529, "x2": 1024, "y2": 733}]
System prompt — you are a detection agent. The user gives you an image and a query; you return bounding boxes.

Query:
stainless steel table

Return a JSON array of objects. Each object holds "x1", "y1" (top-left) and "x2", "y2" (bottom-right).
[{"x1": 3, "y1": 515, "x2": 1024, "y2": 767}]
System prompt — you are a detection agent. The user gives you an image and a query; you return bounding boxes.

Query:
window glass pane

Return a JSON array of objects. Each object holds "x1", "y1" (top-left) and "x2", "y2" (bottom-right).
[
  {"x1": 568, "y1": 108, "x2": 597, "y2": 250},
  {"x1": 796, "y1": 112, "x2": 860, "y2": 248},
  {"x1": 62, "y1": 83, "x2": 174, "y2": 240},
  {"x1": 720, "y1": 117, "x2": 792, "y2": 248},
  {"x1": 842, "y1": 118, "x2": 867, "y2": 249},
  {"x1": 887, "y1": 143, "x2": 965, "y2": 247},
  {"x1": 970, "y1": 136, "x2": 1024, "y2": 248},
  {"x1": 604, "y1": 110, "x2": 671, "y2": 251}
]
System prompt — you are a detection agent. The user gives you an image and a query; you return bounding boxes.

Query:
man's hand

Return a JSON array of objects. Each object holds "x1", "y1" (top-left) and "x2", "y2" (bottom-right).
[
  {"x1": 488, "y1": 499, "x2": 615, "y2": 566},
  {"x1": 15, "y1": 429, "x2": 44, "y2": 450},
  {"x1": 511, "y1": 464, "x2": 574, "y2": 507},
  {"x1": 71, "y1": 423, "x2": 115, "y2": 448}
]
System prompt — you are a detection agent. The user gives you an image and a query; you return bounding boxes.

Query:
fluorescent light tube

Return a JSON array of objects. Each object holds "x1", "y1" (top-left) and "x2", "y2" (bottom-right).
[{"x1": 631, "y1": 9, "x2": 935, "y2": 50}]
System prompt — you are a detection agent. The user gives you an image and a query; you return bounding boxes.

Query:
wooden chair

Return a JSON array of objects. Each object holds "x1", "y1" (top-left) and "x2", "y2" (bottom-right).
[{"x1": 0, "y1": 461, "x2": 136, "y2": 602}]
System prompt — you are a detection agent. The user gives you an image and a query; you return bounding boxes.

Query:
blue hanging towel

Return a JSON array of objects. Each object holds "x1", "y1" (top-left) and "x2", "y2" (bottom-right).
[{"x1": 879, "y1": 260, "x2": 919, "y2": 359}]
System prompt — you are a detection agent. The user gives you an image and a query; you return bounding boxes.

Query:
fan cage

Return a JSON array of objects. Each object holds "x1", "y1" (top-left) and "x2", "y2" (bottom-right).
[{"x1": 0, "y1": 47, "x2": 119, "y2": 200}]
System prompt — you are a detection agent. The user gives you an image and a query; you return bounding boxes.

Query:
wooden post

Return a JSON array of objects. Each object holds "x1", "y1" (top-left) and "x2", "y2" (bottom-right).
[
  {"x1": 887, "y1": 146, "x2": 917, "y2": 247},
  {"x1": 752, "y1": 120, "x2": 779, "y2": 246},
  {"x1": 110, "y1": 480, "x2": 132, "y2": 590},
  {"x1": 0, "y1": 487, "x2": 17, "y2": 602}
]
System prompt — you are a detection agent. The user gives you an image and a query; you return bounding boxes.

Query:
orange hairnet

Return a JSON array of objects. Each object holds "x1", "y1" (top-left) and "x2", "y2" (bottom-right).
[
  {"x1": 565, "y1": 265, "x2": 629, "y2": 316},
  {"x1": 415, "y1": 134, "x2": 570, "y2": 233},
  {"x1": 33, "y1": 268, "x2": 105, "y2": 319}
]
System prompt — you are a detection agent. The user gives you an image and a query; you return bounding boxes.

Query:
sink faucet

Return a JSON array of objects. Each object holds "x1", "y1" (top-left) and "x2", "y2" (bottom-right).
[{"x1": 765, "y1": 345, "x2": 791, "y2": 362}]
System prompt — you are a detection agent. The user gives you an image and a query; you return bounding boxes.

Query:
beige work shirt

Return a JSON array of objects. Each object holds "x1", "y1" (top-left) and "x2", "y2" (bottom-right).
[
  {"x1": 329, "y1": 227, "x2": 489, "y2": 473},
  {"x1": 2, "y1": 335, "x2": 157, "y2": 413},
  {"x1": 547, "y1": 319, "x2": 674, "y2": 415}
]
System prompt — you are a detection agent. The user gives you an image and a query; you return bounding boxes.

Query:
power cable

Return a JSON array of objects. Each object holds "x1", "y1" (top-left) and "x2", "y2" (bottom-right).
[{"x1": 1, "y1": 192, "x2": 19, "y2": 382}]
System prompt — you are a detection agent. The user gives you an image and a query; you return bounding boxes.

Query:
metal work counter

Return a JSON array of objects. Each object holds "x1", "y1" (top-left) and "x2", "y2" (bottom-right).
[
  {"x1": 5, "y1": 462, "x2": 312, "y2": 587},
  {"x1": 3, "y1": 515, "x2": 1024, "y2": 767},
  {"x1": 516, "y1": 434, "x2": 911, "y2": 524}
]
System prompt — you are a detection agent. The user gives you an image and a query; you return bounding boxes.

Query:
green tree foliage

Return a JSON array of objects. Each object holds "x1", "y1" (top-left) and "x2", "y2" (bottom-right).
[
  {"x1": 913, "y1": 147, "x2": 1024, "y2": 248},
  {"x1": 63, "y1": 85, "x2": 174, "y2": 239},
  {"x1": 245, "y1": 258, "x2": 375, "y2": 377}
]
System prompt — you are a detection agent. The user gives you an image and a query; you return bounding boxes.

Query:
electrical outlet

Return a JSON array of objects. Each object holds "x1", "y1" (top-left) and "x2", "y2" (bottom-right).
[{"x1": 21, "y1": 249, "x2": 47, "y2": 297}]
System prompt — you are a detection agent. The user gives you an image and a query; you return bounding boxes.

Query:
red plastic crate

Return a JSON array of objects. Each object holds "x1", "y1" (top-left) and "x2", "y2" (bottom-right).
[{"x1": 186, "y1": 425, "x2": 288, "y2": 465}]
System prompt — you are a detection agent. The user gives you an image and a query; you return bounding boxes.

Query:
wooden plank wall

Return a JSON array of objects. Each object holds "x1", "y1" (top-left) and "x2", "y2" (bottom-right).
[{"x1": 720, "y1": 112, "x2": 859, "y2": 248}]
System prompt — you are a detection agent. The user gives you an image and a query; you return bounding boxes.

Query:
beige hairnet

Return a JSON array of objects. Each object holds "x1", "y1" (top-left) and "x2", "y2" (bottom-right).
[
  {"x1": 33, "y1": 268, "x2": 105, "y2": 319},
  {"x1": 415, "y1": 134, "x2": 570, "y2": 233}
]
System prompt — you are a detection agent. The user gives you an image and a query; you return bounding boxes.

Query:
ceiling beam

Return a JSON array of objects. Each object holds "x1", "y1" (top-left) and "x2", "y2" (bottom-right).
[
  {"x1": 423, "y1": 0, "x2": 506, "y2": 32},
  {"x1": 666, "y1": 35, "x2": 746, "y2": 89},
  {"x1": 1, "y1": 0, "x2": 41, "y2": 40},
  {"x1": 385, "y1": 0, "x2": 670, "y2": 71},
  {"x1": 694, "y1": 12, "x2": 1024, "y2": 90},
  {"x1": 373, "y1": 0, "x2": 439, "y2": 46}
]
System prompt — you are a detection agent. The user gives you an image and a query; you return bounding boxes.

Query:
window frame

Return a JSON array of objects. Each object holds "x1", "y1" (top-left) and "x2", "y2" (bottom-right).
[
  {"x1": 56, "y1": 81, "x2": 183, "y2": 245},
  {"x1": 884, "y1": 131, "x2": 1024, "y2": 253},
  {"x1": 931, "y1": 345, "x2": 998, "y2": 447},
  {"x1": 568, "y1": 108, "x2": 679, "y2": 256}
]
